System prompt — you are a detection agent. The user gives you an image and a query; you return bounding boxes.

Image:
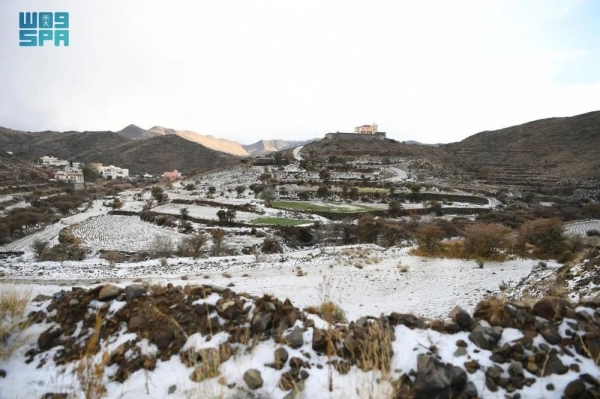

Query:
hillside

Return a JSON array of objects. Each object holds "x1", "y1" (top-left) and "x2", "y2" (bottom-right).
[
  {"x1": 116, "y1": 124, "x2": 162, "y2": 140},
  {"x1": 302, "y1": 136, "x2": 441, "y2": 158},
  {"x1": 243, "y1": 139, "x2": 311, "y2": 156},
  {"x1": 0, "y1": 150, "x2": 51, "y2": 187},
  {"x1": 0, "y1": 128, "x2": 238, "y2": 175},
  {"x1": 445, "y1": 111, "x2": 600, "y2": 179},
  {"x1": 148, "y1": 126, "x2": 249, "y2": 157}
]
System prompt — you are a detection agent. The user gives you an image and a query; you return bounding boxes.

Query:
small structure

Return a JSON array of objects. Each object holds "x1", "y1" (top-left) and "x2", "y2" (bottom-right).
[
  {"x1": 354, "y1": 123, "x2": 378, "y2": 135},
  {"x1": 162, "y1": 170, "x2": 182, "y2": 180},
  {"x1": 54, "y1": 170, "x2": 84, "y2": 183},
  {"x1": 100, "y1": 165, "x2": 129, "y2": 179},
  {"x1": 39, "y1": 155, "x2": 69, "y2": 167}
]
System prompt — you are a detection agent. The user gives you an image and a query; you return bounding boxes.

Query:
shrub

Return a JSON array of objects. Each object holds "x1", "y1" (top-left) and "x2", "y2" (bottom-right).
[
  {"x1": 150, "y1": 235, "x2": 174, "y2": 258},
  {"x1": 178, "y1": 233, "x2": 208, "y2": 258},
  {"x1": 319, "y1": 301, "x2": 346, "y2": 324},
  {"x1": 261, "y1": 237, "x2": 282, "y2": 254},
  {"x1": 462, "y1": 223, "x2": 511, "y2": 258},
  {"x1": 416, "y1": 225, "x2": 444, "y2": 252},
  {"x1": 32, "y1": 238, "x2": 49, "y2": 260},
  {"x1": 518, "y1": 218, "x2": 566, "y2": 255},
  {"x1": 58, "y1": 228, "x2": 80, "y2": 245}
]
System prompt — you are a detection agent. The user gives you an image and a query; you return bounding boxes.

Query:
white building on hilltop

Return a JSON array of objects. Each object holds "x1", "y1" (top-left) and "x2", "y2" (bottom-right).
[
  {"x1": 54, "y1": 170, "x2": 84, "y2": 183},
  {"x1": 39, "y1": 155, "x2": 69, "y2": 167},
  {"x1": 100, "y1": 165, "x2": 129, "y2": 179}
]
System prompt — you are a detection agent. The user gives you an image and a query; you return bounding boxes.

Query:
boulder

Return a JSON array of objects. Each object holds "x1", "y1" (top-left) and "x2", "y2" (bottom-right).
[
  {"x1": 98, "y1": 284, "x2": 122, "y2": 301},
  {"x1": 564, "y1": 379, "x2": 586, "y2": 398},
  {"x1": 124, "y1": 284, "x2": 146, "y2": 302},
  {"x1": 243, "y1": 369, "x2": 263, "y2": 390},
  {"x1": 285, "y1": 326, "x2": 304, "y2": 349},
  {"x1": 468, "y1": 325, "x2": 503, "y2": 350},
  {"x1": 413, "y1": 354, "x2": 467, "y2": 399},
  {"x1": 275, "y1": 347, "x2": 289, "y2": 370},
  {"x1": 532, "y1": 297, "x2": 570, "y2": 320},
  {"x1": 448, "y1": 306, "x2": 472, "y2": 329}
]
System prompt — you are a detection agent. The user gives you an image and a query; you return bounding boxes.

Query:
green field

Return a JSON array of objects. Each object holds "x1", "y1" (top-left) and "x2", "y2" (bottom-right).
[
  {"x1": 271, "y1": 201, "x2": 381, "y2": 213},
  {"x1": 250, "y1": 217, "x2": 313, "y2": 226}
]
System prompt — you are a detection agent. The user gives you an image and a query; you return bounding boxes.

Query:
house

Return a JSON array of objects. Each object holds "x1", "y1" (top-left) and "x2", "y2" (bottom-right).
[
  {"x1": 162, "y1": 170, "x2": 182, "y2": 180},
  {"x1": 54, "y1": 170, "x2": 84, "y2": 183},
  {"x1": 39, "y1": 155, "x2": 69, "y2": 167},
  {"x1": 354, "y1": 123, "x2": 378, "y2": 135},
  {"x1": 100, "y1": 165, "x2": 129, "y2": 179}
]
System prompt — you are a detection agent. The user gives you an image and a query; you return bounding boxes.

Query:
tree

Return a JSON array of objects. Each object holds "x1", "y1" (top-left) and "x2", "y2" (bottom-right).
[
  {"x1": 316, "y1": 186, "x2": 330, "y2": 198},
  {"x1": 180, "y1": 207, "x2": 189, "y2": 220},
  {"x1": 225, "y1": 209, "x2": 236, "y2": 223},
  {"x1": 82, "y1": 165, "x2": 99, "y2": 182},
  {"x1": 416, "y1": 225, "x2": 444, "y2": 252},
  {"x1": 462, "y1": 223, "x2": 510, "y2": 258},
  {"x1": 151, "y1": 187, "x2": 166, "y2": 203},
  {"x1": 211, "y1": 229, "x2": 225, "y2": 255},
  {"x1": 388, "y1": 200, "x2": 402, "y2": 216},
  {"x1": 151, "y1": 235, "x2": 174, "y2": 258},
  {"x1": 179, "y1": 232, "x2": 208, "y2": 258},
  {"x1": 235, "y1": 186, "x2": 246, "y2": 197},
  {"x1": 208, "y1": 186, "x2": 217, "y2": 195},
  {"x1": 216, "y1": 209, "x2": 228, "y2": 225},
  {"x1": 260, "y1": 187, "x2": 276, "y2": 206},
  {"x1": 32, "y1": 239, "x2": 49, "y2": 260}
]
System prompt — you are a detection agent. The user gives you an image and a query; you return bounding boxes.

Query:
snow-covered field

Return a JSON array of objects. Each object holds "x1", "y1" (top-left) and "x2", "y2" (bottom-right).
[
  {"x1": 152, "y1": 203, "x2": 261, "y2": 222},
  {"x1": 0, "y1": 200, "x2": 111, "y2": 251},
  {"x1": 71, "y1": 215, "x2": 185, "y2": 252},
  {"x1": 564, "y1": 219, "x2": 600, "y2": 236},
  {"x1": 0, "y1": 246, "x2": 536, "y2": 320}
]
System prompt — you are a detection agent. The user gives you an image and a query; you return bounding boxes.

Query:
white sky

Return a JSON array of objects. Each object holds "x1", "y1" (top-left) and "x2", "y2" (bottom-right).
[{"x1": 1, "y1": 0, "x2": 599, "y2": 144}]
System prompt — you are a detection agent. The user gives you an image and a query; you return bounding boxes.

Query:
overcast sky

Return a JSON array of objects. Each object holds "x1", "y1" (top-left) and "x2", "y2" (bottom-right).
[{"x1": 1, "y1": 0, "x2": 599, "y2": 144}]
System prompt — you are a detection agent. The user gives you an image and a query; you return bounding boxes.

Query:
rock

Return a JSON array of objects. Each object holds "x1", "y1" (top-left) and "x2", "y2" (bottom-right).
[
  {"x1": 413, "y1": 354, "x2": 467, "y2": 399},
  {"x1": 275, "y1": 347, "x2": 289, "y2": 370},
  {"x1": 465, "y1": 381, "x2": 478, "y2": 398},
  {"x1": 312, "y1": 329, "x2": 327, "y2": 352},
  {"x1": 542, "y1": 352, "x2": 569, "y2": 376},
  {"x1": 539, "y1": 324, "x2": 561, "y2": 345},
  {"x1": 489, "y1": 354, "x2": 505, "y2": 363},
  {"x1": 468, "y1": 325, "x2": 503, "y2": 350},
  {"x1": 168, "y1": 385, "x2": 176, "y2": 394},
  {"x1": 128, "y1": 315, "x2": 145, "y2": 331},
  {"x1": 448, "y1": 305, "x2": 472, "y2": 328},
  {"x1": 251, "y1": 311, "x2": 273, "y2": 333},
  {"x1": 153, "y1": 328, "x2": 174, "y2": 350},
  {"x1": 32, "y1": 294, "x2": 52, "y2": 302},
  {"x1": 68, "y1": 299, "x2": 79, "y2": 306},
  {"x1": 456, "y1": 339, "x2": 468, "y2": 348},
  {"x1": 389, "y1": 312, "x2": 426, "y2": 329},
  {"x1": 0, "y1": 369, "x2": 5, "y2": 378},
  {"x1": 509, "y1": 360, "x2": 524, "y2": 377},
  {"x1": 286, "y1": 326, "x2": 304, "y2": 349},
  {"x1": 464, "y1": 360, "x2": 479, "y2": 374},
  {"x1": 533, "y1": 297, "x2": 570, "y2": 320},
  {"x1": 564, "y1": 379, "x2": 586, "y2": 398},
  {"x1": 279, "y1": 371, "x2": 295, "y2": 391},
  {"x1": 453, "y1": 347, "x2": 468, "y2": 357},
  {"x1": 38, "y1": 327, "x2": 61, "y2": 350},
  {"x1": 124, "y1": 284, "x2": 146, "y2": 302},
  {"x1": 289, "y1": 357, "x2": 304, "y2": 370},
  {"x1": 243, "y1": 369, "x2": 264, "y2": 390},
  {"x1": 98, "y1": 284, "x2": 121, "y2": 301}
]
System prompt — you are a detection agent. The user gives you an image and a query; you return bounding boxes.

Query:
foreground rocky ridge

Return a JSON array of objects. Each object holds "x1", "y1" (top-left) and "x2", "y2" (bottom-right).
[{"x1": 3, "y1": 284, "x2": 600, "y2": 398}]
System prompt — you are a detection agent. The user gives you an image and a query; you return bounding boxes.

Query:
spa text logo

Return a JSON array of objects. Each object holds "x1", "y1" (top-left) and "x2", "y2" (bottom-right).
[{"x1": 19, "y1": 12, "x2": 69, "y2": 46}]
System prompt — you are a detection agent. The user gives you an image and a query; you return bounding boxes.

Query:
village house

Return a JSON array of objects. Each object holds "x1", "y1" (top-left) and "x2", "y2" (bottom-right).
[
  {"x1": 354, "y1": 123, "x2": 378, "y2": 135},
  {"x1": 38, "y1": 155, "x2": 70, "y2": 167},
  {"x1": 100, "y1": 165, "x2": 129, "y2": 179},
  {"x1": 54, "y1": 170, "x2": 84, "y2": 183},
  {"x1": 162, "y1": 170, "x2": 182, "y2": 180}
]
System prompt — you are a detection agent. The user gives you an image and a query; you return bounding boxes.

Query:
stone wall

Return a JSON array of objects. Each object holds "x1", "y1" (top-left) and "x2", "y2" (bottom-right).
[{"x1": 324, "y1": 132, "x2": 386, "y2": 141}]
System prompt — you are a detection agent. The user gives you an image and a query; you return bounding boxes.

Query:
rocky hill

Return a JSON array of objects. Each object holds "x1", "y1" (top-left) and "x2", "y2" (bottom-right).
[
  {"x1": 243, "y1": 139, "x2": 311, "y2": 156},
  {"x1": 0, "y1": 128, "x2": 238, "y2": 175},
  {"x1": 148, "y1": 126, "x2": 249, "y2": 157},
  {"x1": 116, "y1": 124, "x2": 162, "y2": 140},
  {"x1": 0, "y1": 150, "x2": 51, "y2": 187},
  {"x1": 445, "y1": 111, "x2": 600, "y2": 179},
  {"x1": 302, "y1": 136, "x2": 442, "y2": 159},
  {"x1": 2, "y1": 283, "x2": 599, "y2": 398}
]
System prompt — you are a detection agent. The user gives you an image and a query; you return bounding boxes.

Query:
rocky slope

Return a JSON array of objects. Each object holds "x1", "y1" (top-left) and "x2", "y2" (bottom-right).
[
  {"x1": 2, "y1": 283, "x2": 600, "y2": 398},
  {"x1": 0, "y1": 150, "x2": 51, "y2": 187},
  {"x1": 445, "y1": 110, "x2": 600, "y2": 179},
  {"x1": 0, "y1": 128, "x2": 238, "y2": 175}
]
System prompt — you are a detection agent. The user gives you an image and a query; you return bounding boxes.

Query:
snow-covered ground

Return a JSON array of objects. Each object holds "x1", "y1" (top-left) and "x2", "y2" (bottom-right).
[
  {"x1": 0, "y1": 200, "x2": 112, "y2": 252},
  {"x1": 564, "y1": 219, "x2": 600, "y2": 236},
  {"x1": 71, "y1": 215, "x2": 185, "y2": 252},
  {"x1": 0, "y1": 246, "x2": 536, "y2": 320},
  {"x1": 152, "y1": 203, "x2": 261, "y2": 222},
  {"x1": 292, "y1": 145, "x2": 304, "y2": 161}
]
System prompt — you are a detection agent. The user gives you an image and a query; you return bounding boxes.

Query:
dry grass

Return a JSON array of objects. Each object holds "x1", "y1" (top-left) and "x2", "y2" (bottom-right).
[
  {"x1": 0, "y1": 284, "x2": 32, "y2": 359},
  {"x1": 75, "y1": 315, "x2": 109, "y2": 399},
  {"x1": 319, "y1": 301, "x2": 347, "y2": 324}
]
